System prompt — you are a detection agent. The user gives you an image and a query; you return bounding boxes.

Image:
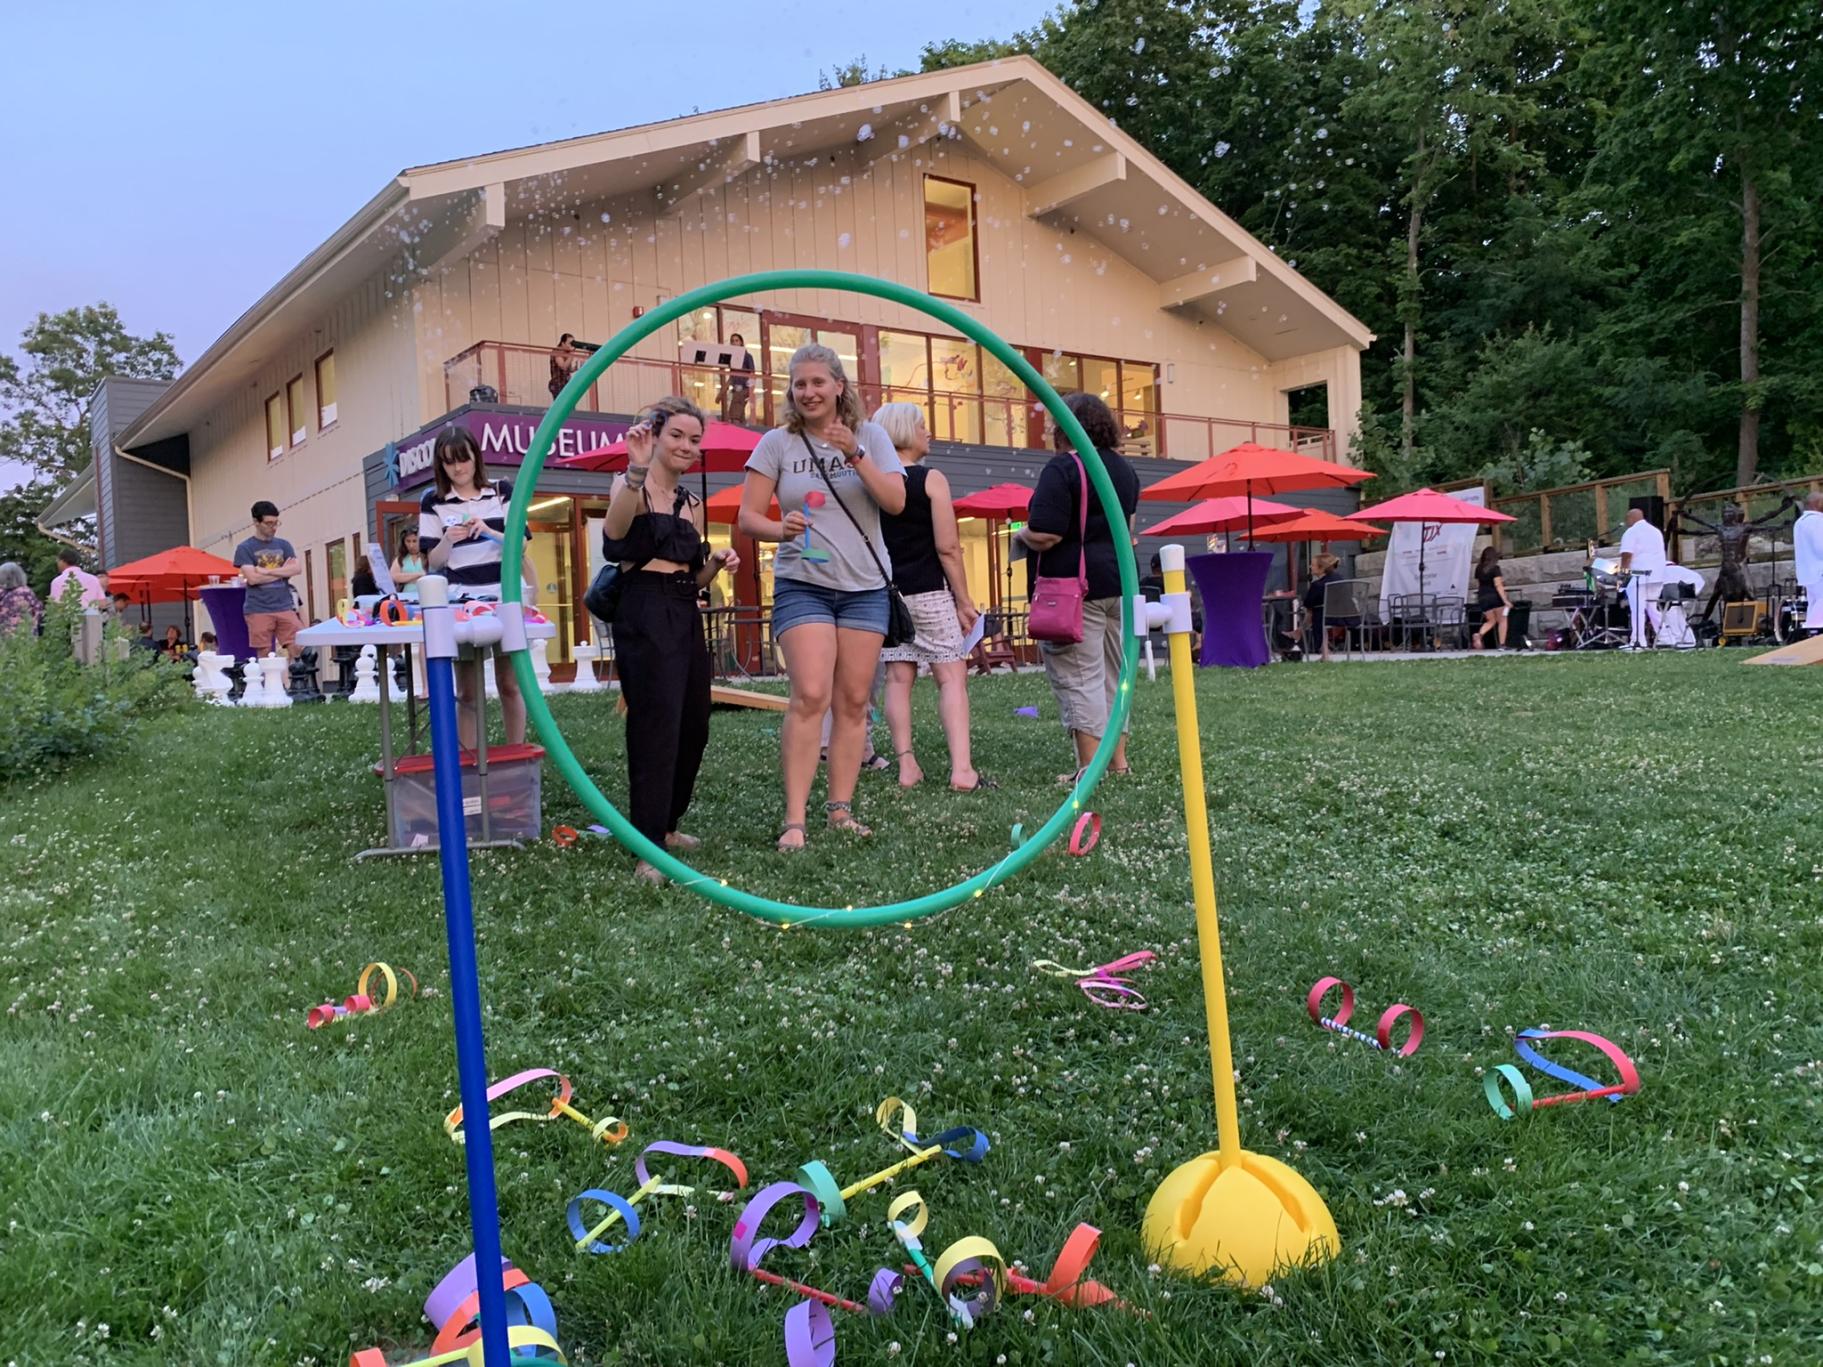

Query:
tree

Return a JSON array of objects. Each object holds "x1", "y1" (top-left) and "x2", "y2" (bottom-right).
[
  {"x1": 0, "y1": 479, "x2": 73, "y2": 595},
  {"x1": 0, "y1": 304, "x2": 180, "y2": 484},
  {"x1": 818, "y1": 56, "x2": 897, "y2": 89}
]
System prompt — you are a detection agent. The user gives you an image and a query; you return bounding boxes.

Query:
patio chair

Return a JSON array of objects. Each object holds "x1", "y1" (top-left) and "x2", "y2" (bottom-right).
[{"x1": 1320, "y1": 578, "x2": 1374, "y2": 659}]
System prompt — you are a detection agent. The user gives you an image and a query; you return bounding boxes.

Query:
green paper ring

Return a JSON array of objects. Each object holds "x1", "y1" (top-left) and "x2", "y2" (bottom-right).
[
  {"x1": 500, "y1": 270, "x2": 1139, "y2": 928},
  {"x1": 794, "y1": 1160, "x2": 847, "y2": 1228},
  {"x1": 1483, "y1": 1063, "x2": 1534, "y2": 1121}
]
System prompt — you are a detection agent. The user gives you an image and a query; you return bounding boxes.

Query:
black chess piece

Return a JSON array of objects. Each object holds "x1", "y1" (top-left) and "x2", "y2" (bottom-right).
[{"x1": 288, "y1": 647, "x2": 326, "y2": 703}]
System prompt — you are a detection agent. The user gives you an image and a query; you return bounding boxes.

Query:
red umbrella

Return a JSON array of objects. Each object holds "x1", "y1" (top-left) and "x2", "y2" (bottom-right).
[
  {"x1": 953, "y1": 482, "x2": 1034, "y2": 520},
  {"x1": 1351, "y1": 487, "x2": 1515, "y2": 600},
  {"x1": 1145, "y1": 496, "x2": 1302, "y2": 537},
  {"x1": 554, "y1": 421, "x2": 762, "y2": 473},
  {"x1": 108, "y1": 546, "x2": 241, "y2": 604},
  {"x1": 1245, "y1": 510, "x2": 1389, "y2": 543},
  {"x1": 703, "y1": 484, "x2": 779, "y2": 525},
  {"x1": 1139, "y1": 442, "x2": 1373, "y2": 542}
]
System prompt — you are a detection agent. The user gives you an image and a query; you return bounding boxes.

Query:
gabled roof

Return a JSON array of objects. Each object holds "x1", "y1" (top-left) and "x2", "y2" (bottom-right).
[{"x1": 120, "y1": 56, "x2": 1370, "y2": 449}]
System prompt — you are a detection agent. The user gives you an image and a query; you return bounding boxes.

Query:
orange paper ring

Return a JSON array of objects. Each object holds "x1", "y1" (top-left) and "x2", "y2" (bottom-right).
[
  {"x1": 429, "y1": 1267, "x2": 532, "y2": 1354},
  {"x1": 552, "y1": 825, "x2": 580, "y2": 847},
  {"x1": 379, "y1": 598, "x2": 413, "y2": 627},
  {"x1": 1067, "y1": 812, "x2": 1101, "y2": 856}
]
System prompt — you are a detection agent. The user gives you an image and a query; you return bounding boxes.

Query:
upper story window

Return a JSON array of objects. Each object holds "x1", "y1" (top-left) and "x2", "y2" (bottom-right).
[
  {"x1": 924, "y1": 175, "x2": 978, "y2": 301},
  {"x1": 265, "y1": 393, "x2": 285, "y2": 461},
  {"x1": 315, "y1": 351, "x2": 337, "y2": 428},
  {"x1": 286, "y1": 376, "x2": 308, "y2": 447}
]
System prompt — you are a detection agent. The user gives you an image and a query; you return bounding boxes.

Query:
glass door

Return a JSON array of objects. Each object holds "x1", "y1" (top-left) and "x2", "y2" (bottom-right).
[
  {"x1": 761, "y1": 314, "x2": 864, "y2": 425},
  {"x1": 526, "y1": 522, "x2": 575, "y2": 664}
]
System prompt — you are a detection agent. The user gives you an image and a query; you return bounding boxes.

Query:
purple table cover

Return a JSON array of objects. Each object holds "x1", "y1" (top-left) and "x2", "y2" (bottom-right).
[
  {"x1": 199, "y1": 584, "x2": 250, "y2": 660},
  {"x1": 1187, "y1": 551, "x2": 1272, "y2": 669}
]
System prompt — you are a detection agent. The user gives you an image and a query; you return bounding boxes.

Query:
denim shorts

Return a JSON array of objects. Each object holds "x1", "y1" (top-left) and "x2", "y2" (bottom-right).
[{"x1": 772, "y1": 577, "x2": 890, "y2": 637}]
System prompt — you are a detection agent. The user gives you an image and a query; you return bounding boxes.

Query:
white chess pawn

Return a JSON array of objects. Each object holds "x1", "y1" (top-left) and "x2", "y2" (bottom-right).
[
  {"x1": 238, "y1": 654, "x2": 267, "y2": 706},
  {"x1": 262, "y1": 652, "x2": 293, "y2": 708},
  {"x1": 193, "y1": 651, "x2": 219, "y2": 700},
  {"x1": 530, "y1": 637, "x2": 556, "y2": 694},
  {"x1": 207, "y1": 655, "x2": 236, "y2": 705},
  {"x1": 570, "y1": 639, "x2": 603, "y2": 693},
  {"x1": 349, "y1": 645, "x2": 381, "y2": 703}
]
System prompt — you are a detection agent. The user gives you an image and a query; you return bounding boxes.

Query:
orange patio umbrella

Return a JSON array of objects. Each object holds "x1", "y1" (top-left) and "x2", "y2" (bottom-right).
[
  {"x1": 556, "y1": 419, "x2": 763, "y2": 506},
  {"x1": 1351, "y1": 487, "x2": 1515, "y2": 600},
  {"x1": 108, "y1": 545, "x2": 241, "y2": 604},
  {"x1": 1144, "y1": 496, "x2": 1302, "y2": 537},
  {"x1": 1244, "y1": 510, "x2": 1389, "y2": 543},
  {"x1": 1139, "y1": 442, "x2": 1374, "y2": 542}
]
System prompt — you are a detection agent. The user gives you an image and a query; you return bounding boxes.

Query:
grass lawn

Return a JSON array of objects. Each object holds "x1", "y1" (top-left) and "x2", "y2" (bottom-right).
[{"x1": 2, "y1": 653, "x2": 1820, "y2": 1365}]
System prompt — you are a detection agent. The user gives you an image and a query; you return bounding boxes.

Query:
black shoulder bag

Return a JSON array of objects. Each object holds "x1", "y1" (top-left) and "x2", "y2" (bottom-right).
[
  {"x1": 584, "y1": 484, "x2": 676, "y2": 624},
  {"x1": 803, "y1": 435, "x2": 916, "y2": 647}
]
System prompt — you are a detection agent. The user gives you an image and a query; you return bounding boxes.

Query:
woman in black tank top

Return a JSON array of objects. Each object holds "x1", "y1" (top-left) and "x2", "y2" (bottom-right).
[
  {"x1": 874, "y1": 403, "x2": 990, "y2": 791},
  {"x1": 600, "y1": 397, "x2": 743, "y2": 883}
]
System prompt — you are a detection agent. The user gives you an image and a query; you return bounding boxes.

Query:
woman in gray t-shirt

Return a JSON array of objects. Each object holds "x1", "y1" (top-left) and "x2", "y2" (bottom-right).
[{"x1": 739, "y1": 343, "x2": 906, "y2": 851}]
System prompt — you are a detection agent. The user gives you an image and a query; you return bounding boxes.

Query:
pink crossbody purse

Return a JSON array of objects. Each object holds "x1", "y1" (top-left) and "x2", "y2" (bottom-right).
[{"x1": 1026, "y1": 453, "x2": 1089, "y2": 644}]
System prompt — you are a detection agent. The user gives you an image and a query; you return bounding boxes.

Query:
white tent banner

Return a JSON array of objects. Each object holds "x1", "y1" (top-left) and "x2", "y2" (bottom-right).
[{"x1": 1379, "y1": 486, "x2": 1485, "y2": 618}]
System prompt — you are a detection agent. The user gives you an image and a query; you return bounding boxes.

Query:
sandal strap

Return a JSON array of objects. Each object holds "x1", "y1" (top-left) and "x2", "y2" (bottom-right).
[
  {"x1": 780, "y1": 821, "x2": 807, "y2": 834},
  {"x1": 823, "y1": 801, "x2": 852, "y2": 814}
]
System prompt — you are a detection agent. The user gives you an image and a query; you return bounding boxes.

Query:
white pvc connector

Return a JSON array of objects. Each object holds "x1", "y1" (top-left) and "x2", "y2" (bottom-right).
[
  {"x1": 495, "y1": 601, "x2": 527, "y2": 654},
  {"x1": 419, "y1": 575, "x2": 455, "y2": 660},
  {"x1": 1159, "y1": 543, "x2": 1186, "y2": 573}
]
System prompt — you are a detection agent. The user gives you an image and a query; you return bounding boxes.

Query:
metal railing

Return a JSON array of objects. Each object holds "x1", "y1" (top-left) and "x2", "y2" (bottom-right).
[
  {"x1": 443, "y1": 340, "x2": 1334, "y2": 463},
  {"x1": 1489, "y1": 470, "x2": 1673, "y2": 555},
  {"x1": 1671, "y1": 474, "x2": 1823, "y2": 567}
]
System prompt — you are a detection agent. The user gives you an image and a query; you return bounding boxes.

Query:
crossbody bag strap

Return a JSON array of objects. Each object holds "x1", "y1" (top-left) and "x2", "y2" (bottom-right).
[
  {"x1": 1070, "y1": 453, "x2": 1089, "y2": 590},
  {"x1": 804, "y1": 434, "x2": 894, "y2": 590}
]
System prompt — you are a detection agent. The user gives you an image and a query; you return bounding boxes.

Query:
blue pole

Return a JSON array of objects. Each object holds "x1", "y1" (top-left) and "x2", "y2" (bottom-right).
[{"x1": 420, "y1": 575, "x2": 512, "y2": 1367}]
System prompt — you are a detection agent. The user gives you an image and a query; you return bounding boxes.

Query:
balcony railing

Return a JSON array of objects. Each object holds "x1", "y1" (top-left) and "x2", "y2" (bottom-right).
[{"x1": 445, "y1": 340, "x2": 1335, "y2": 464}]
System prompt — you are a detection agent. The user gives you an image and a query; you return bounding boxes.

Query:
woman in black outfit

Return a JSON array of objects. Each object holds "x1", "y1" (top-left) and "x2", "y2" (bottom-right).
[
  {"x1": 1302, "y1": 552, "x2": 1342, "y2": 660},
  {"x1": 1471, "y1": 545, "x2": 1512, "y2": 649},
  {"x1": 600, "y1": 396, "x2": 743, "y2": 884}
]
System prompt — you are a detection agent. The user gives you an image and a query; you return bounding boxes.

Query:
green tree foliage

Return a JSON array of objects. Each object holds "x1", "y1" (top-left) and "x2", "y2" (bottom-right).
[
  {"x1": 0, "y1": 303, "x2": 181, "y2": 484},
  {"x1": 0, "y1": 479, "x2": 71, "y2": 595},
  {"x1": 924, "y1": 0, "x2": 1823, "y2": 494}
]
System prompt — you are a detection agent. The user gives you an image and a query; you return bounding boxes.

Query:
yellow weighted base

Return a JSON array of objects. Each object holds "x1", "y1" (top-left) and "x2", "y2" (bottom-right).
[{"x1": 1143, "y1": 1150, "x2": 1339, "y2": 1287}]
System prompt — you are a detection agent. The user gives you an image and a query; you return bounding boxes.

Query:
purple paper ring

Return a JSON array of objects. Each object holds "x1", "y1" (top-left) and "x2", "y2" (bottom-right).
[
  {"x1": 424, "y1": 1252, "x2": 511, "y2": 1330},
  {"x1": 867, "y1": 1267, "x2": 905, "y2": 1315},
  {"x1": 783, "y1": 1298, "x2": 836, "y2": 1367},
  {"x1": 729, "y1": 1180, "x2": 821, "y2": 1274}
]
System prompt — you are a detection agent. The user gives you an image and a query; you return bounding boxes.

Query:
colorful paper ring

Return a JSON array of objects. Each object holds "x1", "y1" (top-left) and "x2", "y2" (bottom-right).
[{"x1": 1067, "y1": 812, "x2": 1101, "y2": 856}]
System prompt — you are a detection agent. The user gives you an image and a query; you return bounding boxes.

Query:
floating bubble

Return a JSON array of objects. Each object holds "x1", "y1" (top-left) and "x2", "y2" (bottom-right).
[
  {"x1": 856, "y1": 123, "x2": 874, "y2": 142},
  {"x1": 838, "y1": 233, "x2": 852, "y2": 248},
  {"x1": 1214, "y1": 142, "x2": 1232, "y2": 158}
]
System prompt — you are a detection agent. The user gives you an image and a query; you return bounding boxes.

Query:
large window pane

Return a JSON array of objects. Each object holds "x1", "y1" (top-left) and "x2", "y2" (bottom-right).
[
  {"x1": 931, "y1": 340, "x2": 980, "y2": 444},
  {"x1": 924, "y1": 177, "x2": 978, "y2": 300},
  {"x1": 981, "y1": 350, "x2": 1025, "y2": 448},
  {"x1": 877, "y1": 329, "x2": 931, "y2": 424},
  {"x1": 315, "y1": 352, "x2": 337, "y2": 427},
  {"x1": 265, "y1": 394, "x2": 285, "y2": 460},
  {"x1": 1081, "y1": 357, "x2": 1119, "y2": 407},
  {"x1": 765, "y1": 324, "x2": 807, "y2": 424},
  {"x1": 287, "y1": 376, "x2": 308, "y2": 445},
  {"x1": 1042, "y1": 352, "x2": 1081, "y2": 395}
]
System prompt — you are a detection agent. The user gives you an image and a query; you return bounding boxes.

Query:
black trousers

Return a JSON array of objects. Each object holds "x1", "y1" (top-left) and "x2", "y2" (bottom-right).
[{"x1": 615, "y1": 572, "x2": 712, "y2": 847}]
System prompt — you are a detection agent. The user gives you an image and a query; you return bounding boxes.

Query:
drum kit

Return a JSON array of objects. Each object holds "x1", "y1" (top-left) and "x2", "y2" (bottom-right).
[
  {"x1": 1772, "y1": 579, "x2": 1813, "y2": 643},
  {"x1": 1549, "y1": 557, "x2": 1632, "y2": 650}
]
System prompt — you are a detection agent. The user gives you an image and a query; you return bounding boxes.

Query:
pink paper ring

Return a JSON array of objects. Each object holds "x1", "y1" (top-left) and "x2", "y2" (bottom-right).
[
  {"x1": 306, "y1": 1003, "x2": 343, "y2": 1029},
  {"x1": 343, "y1": 994, "x2": 375, "y2": 1014},
  {"x1": 1375, "y1": 1004, "x2": 1424, "y2": 1056},
  {"x1": 1067, "y1": 811, "x2": 1101, "y2": 856},
  {"x1": 1078, "y1": 977, "x2": 1147, "y2": 1010},
  {"x1": 1307, "y1": 976, "x2": 1354, "y2": 1028}
]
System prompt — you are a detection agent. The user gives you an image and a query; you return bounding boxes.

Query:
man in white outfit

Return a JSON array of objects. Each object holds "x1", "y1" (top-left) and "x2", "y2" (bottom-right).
[
  {"x1": 1618, "y1": 507, "x2": 1667, "y2": 650},
  {"x1": 1653, "y1": 562, "x2": 1705, "y2": 648},
  {"x1": 1795, "y1": 492, "x2": 1823, "y2": 632}
]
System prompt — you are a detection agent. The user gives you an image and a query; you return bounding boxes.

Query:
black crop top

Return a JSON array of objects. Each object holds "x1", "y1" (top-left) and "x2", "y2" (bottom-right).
[{"x1": 601, "y1": 485, "x2": 707, "y2": 571}]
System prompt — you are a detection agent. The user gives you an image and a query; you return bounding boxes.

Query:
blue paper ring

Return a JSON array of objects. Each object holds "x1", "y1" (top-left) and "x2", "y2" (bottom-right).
[{"x1": 566, "y1": 1189, "x2": 642, "y2": 1254}]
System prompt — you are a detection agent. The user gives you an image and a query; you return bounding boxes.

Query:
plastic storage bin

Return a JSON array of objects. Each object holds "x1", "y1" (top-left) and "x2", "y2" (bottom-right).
[{"x1": 381, "y1": 743, "x2": 545, "y2": 848}]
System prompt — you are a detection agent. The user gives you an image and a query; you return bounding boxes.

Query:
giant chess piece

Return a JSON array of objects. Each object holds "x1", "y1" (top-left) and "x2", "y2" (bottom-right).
[
  {"x1": 237, "y1": 655, "x2": 267, "y2": 707},
  {"x1": 569, "y1": 639, "x2": 604, "y2": 693},
  {"x1": 194, "y1": 650, "x2": 228, "y2": 701},
  {"x1": 288, "y1": 648, "x2": 325, "y2": 703},
  {"x1": 260, "y1": 653, "x2": 293, "y2": 708},
  {"x1": 530, "y1": 636, "x2": 556, "y2": 694},
  {"x1": 349, "y1": 645, "x2": 381, "y2": 703}
]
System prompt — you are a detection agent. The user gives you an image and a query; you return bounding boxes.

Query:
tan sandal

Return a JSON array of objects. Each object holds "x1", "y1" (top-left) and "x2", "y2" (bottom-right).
[
  {"x1": 776, "y1": 822, "x2": 808, "y2": 853},
  {"x1": 824, "y1": 801, "x2": 872, "y2": 837}
]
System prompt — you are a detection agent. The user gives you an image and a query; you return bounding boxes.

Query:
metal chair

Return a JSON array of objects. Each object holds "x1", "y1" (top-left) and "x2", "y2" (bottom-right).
[{"x1": 1320, "y1": 578, "x2": 1374, "y2": 659}]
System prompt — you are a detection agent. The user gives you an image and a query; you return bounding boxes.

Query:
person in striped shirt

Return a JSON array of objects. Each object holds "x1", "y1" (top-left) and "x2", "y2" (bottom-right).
[{"x1": 417, "y1": 425, "x2": 533, "y2": 746}]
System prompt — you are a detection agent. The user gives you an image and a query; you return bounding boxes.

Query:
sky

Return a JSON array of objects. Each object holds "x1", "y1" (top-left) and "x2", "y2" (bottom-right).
[{"x1": 0, "y1": 0, "x2": 1051, "y2": 492}]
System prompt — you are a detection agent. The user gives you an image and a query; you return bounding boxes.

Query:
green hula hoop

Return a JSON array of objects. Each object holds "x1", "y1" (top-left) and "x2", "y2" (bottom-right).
[{"x1": 500, "y1": 270, "x2": 1139, "y2": 928}]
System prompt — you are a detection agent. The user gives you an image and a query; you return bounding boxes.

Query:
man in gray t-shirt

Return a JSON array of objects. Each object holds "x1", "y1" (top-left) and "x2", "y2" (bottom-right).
[
  {"x1": 233, "y1": 499, "x2": 305, "y2": 658},
  {"x1": 744, "y1": 420, "x2": 905, "y2": 591}
]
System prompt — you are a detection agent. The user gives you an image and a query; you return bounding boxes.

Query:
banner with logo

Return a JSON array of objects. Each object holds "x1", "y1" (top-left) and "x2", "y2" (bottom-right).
[
  {"x1": 1378, "y1": 486, "x2": 1485, "y2": 618},
  {"x1": 385, "y1": 410, "x2": 630, "y2": 490}
]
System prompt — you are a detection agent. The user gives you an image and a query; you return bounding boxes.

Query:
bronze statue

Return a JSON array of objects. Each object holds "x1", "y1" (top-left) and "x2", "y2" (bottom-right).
[{"x1": 1677, "y1": 498, "x2": 1797, "y2": 623}]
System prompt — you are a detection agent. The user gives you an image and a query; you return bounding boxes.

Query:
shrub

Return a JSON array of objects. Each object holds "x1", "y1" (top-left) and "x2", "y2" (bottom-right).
[{"x1": 0, "y1": 599, "x2": 195, "y2": 782}]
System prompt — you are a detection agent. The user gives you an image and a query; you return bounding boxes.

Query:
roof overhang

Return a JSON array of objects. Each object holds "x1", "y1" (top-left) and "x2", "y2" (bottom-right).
[
  {"x1": 38, "y1": 464, "x2": 96, "y2": 531},
  {"x1": 120, "y1": 56, "x2": 1370, "y2": 450}
]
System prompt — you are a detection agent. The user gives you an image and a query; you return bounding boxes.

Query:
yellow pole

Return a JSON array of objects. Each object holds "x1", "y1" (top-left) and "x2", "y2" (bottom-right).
[
  {"x1": 839, "y1": 1141, "x2": 944, "y2": 1201},
  {"x1": 1161, "y1": 550, "x2": 1242, "y2": 1166}
]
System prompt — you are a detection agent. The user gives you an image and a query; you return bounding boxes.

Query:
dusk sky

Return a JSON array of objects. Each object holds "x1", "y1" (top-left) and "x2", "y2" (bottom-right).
[{"x1": 0, "y1": 0, "x2": 1049, "y2": 491}]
